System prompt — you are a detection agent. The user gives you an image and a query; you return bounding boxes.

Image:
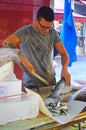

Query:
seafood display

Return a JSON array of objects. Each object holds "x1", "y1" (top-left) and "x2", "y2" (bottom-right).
[
  {"x1": 44, "y1": 78, "x2": 69, "y2": 115},
  {"x1": 45, "y1": 100, "x2": 68, "y2": 116},
  {"x1": 44, "y1": 77, "x2": 82, "y2": 116}
]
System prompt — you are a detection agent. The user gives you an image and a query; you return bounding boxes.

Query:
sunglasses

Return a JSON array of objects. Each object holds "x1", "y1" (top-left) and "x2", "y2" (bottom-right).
[{"x1": 38, "y1": 20, "x2": 52, "y2": 30}]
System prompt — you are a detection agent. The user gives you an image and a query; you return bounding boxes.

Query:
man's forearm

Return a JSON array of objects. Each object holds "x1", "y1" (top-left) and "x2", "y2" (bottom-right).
[
  {"x1": 2, "y1": 34, "x2": 20, "y2": 47},
  {"x1": 61, "y1": 53, "x2": 69, "y2": 69}
]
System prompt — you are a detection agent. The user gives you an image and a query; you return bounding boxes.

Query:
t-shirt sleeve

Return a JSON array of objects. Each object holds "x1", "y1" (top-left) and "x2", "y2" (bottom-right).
[
  {"x1": 14, "y1": 25, "x2": 29, "y2": 43},
  {"x1": 50, "y1": 28, "x2": 61, "y2": 46}
]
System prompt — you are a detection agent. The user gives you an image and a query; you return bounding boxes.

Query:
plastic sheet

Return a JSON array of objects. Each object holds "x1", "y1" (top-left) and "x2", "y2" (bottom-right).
[{"x1": 0, "y1": 48, "x2": 21, "y2": 67}]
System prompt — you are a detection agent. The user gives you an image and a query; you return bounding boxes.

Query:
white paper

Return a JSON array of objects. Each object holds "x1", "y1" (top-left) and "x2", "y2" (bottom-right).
[
  {"x1": 26, "y1": 88, "x2": 86, "y2": 124},
  {"x1": 52, "y1": 101, "x2": 86, "y2": 124}
]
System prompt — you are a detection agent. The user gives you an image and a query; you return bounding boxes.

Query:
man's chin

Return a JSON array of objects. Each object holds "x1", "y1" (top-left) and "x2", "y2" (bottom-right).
[{"x1": 41, "y1": 32, "x2": 47, "y2": 35}]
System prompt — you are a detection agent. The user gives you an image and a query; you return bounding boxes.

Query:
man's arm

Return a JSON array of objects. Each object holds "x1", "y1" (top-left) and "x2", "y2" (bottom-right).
[
  {"x1": 2, "y1": 34, "x2": 35, "y2": 73},
  {"x1": 55, "y1": 41, "x2": 71, "y2": 86},
  {"x1": 2, "y1": 34, "x2": 20, "y2": 47}
]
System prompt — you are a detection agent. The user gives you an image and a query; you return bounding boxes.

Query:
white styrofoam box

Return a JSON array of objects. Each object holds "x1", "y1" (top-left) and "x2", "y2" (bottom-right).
[
  {"x1": 0, "y1": 70, "x2": 17, "y2": 82},
  {"x1": 0, "y1": 93, "x2": 39, "y2": 125},
  {"x1": 0, "y1": 80, "x2": 22, "y2": 97},
  {"x1": 0, "y1": 61, "x2": 14, "y2": 72},
  {"x1": 0, "y1": 61, "x2": 16, "y2": 83}
]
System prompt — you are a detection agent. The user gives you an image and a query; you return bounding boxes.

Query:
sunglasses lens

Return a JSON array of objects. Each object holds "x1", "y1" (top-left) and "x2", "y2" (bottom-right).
[{"x1": 38, "y1": 20, "x2": 52, "y2": 30}]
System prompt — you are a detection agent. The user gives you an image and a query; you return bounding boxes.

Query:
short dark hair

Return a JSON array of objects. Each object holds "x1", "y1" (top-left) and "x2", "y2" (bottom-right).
[{"x1": 37, "y1": 6, "x2": 54, "y2": 22}]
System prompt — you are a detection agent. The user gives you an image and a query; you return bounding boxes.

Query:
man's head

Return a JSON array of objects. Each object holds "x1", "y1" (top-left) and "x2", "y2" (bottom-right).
[
  {"x1": 37, "y1": 6, "x2": 54, "y2": 22},
  {"x1": 35, "y1": 6, "x2": 54, "y2": 35}
]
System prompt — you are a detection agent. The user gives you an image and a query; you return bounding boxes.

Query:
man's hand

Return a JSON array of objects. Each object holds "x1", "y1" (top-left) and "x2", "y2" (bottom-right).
[{"x1": 61, "y1": 67, "x2": 71, "y2": 86}]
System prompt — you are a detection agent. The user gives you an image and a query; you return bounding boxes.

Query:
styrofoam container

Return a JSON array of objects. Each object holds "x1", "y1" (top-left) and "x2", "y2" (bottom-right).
[
  {"x1": 0, "y1": 61, "x2": 14, "y2": 72},
  {"x1": 0, "y1": 93, "x2": 39, "y2": 125},
  {"x1": 0, "y1": 80, "x2": 22, "y2": 98}
]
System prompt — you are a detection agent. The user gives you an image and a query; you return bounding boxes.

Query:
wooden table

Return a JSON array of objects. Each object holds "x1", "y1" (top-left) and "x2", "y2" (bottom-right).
[{"x1": 0, "y1": 109, "x2": 86, "y2": 130}]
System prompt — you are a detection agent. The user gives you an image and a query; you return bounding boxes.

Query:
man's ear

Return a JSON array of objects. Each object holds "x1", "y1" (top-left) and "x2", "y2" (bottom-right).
[{"x1": 33, "y1": 18, "x2": 38, "y2": 25}]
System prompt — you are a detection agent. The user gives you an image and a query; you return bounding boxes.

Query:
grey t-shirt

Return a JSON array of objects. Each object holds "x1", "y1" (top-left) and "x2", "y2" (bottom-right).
[{"x1": 15, "y1": 25, "x2": 61, "y2": 87}]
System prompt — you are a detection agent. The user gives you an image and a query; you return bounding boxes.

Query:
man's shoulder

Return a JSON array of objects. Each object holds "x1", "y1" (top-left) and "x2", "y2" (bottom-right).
[
  {"x1": 18, "y1": 24, "x2": 32, "y2": 30},
  {"x1": 22, "y1": 24, "x2": 32, "y2": 30},
  {"x1": 19, "y1": 24, "x2": 33, "y2": 33},
  {"x1": 49, "y1": 28, "x2": 57, "y2": 34}
]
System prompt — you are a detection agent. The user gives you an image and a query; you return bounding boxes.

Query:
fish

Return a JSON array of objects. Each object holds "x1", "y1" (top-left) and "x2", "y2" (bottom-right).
[
  {"x1": 47, "y1": 77, "x2": 66, "y2": 99},
  {"x1": 70, "y1": 86, "x2": 86, "y2": 102},
  {"x1": 44, "y1": 77, "x2": 81, "y2": 107},
  {"x1": 44, "y1": 78, "x2": 65, "y2": 107},
  {"x1": 44, "y1": 79, "x2": 69, "y2": 116},
  {"x1": 45, "y1": 100, "x2": 69, "y2": 116}
]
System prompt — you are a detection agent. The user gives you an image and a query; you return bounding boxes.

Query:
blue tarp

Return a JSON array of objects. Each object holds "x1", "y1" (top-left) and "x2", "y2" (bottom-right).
[{"x1": 60, "y1": 0, "x2": 77, "y2": 66}]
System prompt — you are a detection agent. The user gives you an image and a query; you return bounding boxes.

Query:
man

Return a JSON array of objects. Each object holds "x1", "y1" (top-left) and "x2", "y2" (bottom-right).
[{"x1": 2, "y1": 6, "x2": 71, "y2": 89}]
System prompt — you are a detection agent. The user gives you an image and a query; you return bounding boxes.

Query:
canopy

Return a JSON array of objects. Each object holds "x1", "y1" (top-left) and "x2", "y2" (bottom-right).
[{"x1": 54, "y1": 9, "x2": 86, "y2": 22}]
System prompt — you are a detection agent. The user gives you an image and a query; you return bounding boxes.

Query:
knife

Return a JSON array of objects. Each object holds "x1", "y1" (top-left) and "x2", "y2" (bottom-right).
[
  {"x1": 18, "y1": 52, "x2": 49, "y2": 85},
  {"x1": 6, "y1": 43, "x2": 50, "y2": 85},
  {"x1": 5, "y1": 43, "x2": 50, "y2": 86}
]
